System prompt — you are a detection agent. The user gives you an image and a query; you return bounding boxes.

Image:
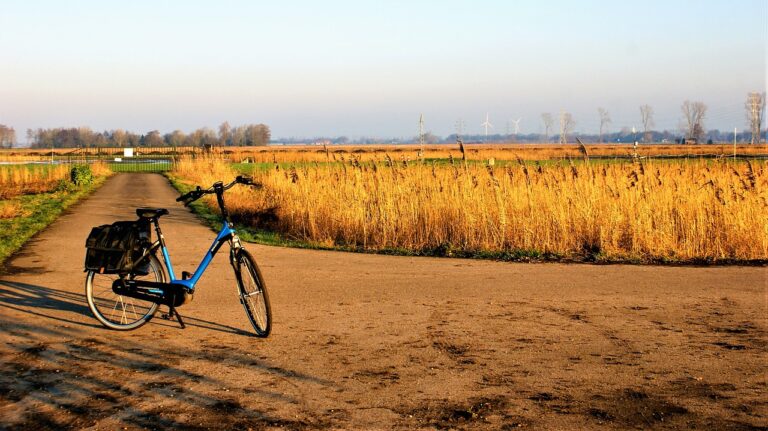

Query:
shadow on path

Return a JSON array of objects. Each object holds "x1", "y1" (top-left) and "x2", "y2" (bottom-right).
[{"x1": 0, "y1": 279, "x2": 256, "y2": 337}]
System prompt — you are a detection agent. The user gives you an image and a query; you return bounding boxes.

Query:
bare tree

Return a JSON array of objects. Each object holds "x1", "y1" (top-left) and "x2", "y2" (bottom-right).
[
  {"x1": 187, "y1": 128, "x2": 217, "y2": 147},
  {"x1": 143, "y1": 130, "x2": 164, "y2": 147},
  {"x1": 639, "y1": 105, "x2": 655, "y2": 143},
  {"x1": 681, "y1": 100, "x2": 707, "y2": 143},
  {"x1": 746, "y1": 92, "x2": 766, "y2": 145},
  {"x1": 559, "y1": 111, "x2": 575, "y2": 144},
  {"x1": 111, "y1": 129, "x2": 128, "y2": 147},
  {"x1": 25, "y1": 129, "x2": 36, "y2": 147},
  {"x1": 218, "y1": 121, "x2": 232, "y2": 146},
  {"x1": 598, "y1": 108, "x2": 611, "y2": 143},
  {"x1": 245, "y1": 124, "x2": 270, "y2": 146},
  {"x1": 0, "y1": 125, "x2": 16, "y2": 148},
  {"x1": 166, "y1": 130, "x2": 186, "y2": 147},
  {"x1": 232, "y1": 126, "x2": 247, "y2": 146},
  {"x1": 541, "y1": 113, "x2": 554, "y2": 142}
]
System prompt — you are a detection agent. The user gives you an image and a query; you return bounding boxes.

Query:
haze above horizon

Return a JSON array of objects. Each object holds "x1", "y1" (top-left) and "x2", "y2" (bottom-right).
[{"x1": 0, "y1": 0, "x2": 766, "y2": 141}]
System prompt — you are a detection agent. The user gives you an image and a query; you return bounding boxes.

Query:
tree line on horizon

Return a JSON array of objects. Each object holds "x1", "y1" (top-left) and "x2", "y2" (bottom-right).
[
  {"x1": 1, "y1": 93, "x2": 765, "y2": 148},
  {"x1": 275, "y1": 95, "x2": 766, "y2": 146},
  {"x1": 2, "y1": 122, "x2": 270, "y2": 149}
]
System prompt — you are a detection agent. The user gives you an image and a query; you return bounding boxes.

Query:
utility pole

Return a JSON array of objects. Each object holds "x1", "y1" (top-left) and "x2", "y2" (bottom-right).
[
  {"x1": 418, "y1": 114, "x2": 425, "y2": 150},
  {"x1": 746, "y1": 92, "x2": 766, "y2": 144},
  {"x1": 455, "y1": 118, "x2": 465, "y2": 140}
]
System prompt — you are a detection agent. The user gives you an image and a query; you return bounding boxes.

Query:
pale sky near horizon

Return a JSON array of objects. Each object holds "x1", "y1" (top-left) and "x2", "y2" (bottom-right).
[{"x1": 0, "y1": 0, "x2": 766, "y2": 141}]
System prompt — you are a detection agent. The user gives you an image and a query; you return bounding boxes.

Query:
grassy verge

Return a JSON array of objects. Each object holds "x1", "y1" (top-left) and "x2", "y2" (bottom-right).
[{"x1": 0, "y1": 176, "x2": 108, "y2": 267}]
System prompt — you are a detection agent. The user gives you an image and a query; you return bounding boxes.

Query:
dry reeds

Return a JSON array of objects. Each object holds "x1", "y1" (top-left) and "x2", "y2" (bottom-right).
[
  {"x1": 0, "y1": 165, "x2": 71, "y2": 198},
  {"x1": 0, "y1": 201, "x2": 25, "y2": 219},
  {"x1": 173, "y1": 155, "x2": 768, "y2": 262},
  {"x1": 0, "y1": 162, "x2": 111, "y2": 199},
  {"x1": 215, "y1": 143, "x2": 768, "y2": 164}
]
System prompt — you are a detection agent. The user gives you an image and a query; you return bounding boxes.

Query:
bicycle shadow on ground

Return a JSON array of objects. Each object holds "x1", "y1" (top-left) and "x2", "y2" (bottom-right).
[
  {"x1": 0, "y1": 279, "x2": 97, "y2": 328},
  {"x1": 0, "y1": 279, "x2": 253, "y2": 337}
]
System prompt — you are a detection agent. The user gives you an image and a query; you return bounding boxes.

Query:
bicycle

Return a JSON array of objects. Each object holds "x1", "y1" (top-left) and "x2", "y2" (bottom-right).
[{"x1": 84, "y1": 175, "x2": 272, "y2": 337}]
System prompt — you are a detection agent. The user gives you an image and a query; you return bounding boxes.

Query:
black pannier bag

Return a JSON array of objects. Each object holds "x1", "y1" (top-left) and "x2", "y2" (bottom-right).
[{"x1": 84, "y1": 220, "x2": 151, "y2": 274}]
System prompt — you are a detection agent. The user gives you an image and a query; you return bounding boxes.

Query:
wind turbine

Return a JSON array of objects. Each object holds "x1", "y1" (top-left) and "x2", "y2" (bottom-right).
[
  {"x1": 511, "y1": 118, "x2": 522, "y2": 135},
  {"x1": 481, "y1": 113, "x2": 493, "y2": 142}
]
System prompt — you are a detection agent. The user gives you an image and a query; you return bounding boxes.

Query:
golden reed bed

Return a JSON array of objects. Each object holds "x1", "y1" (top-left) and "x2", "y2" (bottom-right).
[
  {"x1": 0, "y1": 163, "x2": 111, "y2": 199},
  {"x1": 2, "y1": 143, "x2": 767, "y2": 163},
  {"x1": 223, "y1": 143, "x2": 768, "y2": 164},
  {"x1": 172, "y1": 154, "x2": 767, "y2": 263}
]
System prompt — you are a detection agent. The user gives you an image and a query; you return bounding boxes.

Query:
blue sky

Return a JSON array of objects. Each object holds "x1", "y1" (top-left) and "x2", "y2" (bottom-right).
[{"x1": 0, "y1": 0, "x2": 765, "y2": 140}]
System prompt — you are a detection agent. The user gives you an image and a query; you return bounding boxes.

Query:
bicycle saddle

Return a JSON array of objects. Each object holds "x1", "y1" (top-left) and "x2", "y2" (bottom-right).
[{"x1": 136, "y1": 208, "x2": 169, "y2": 219}]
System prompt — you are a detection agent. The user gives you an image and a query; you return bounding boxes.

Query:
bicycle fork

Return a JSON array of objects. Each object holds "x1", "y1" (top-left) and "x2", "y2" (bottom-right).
[{"x1": 229, "y1": 234, "x2": 245, "y2": 301}]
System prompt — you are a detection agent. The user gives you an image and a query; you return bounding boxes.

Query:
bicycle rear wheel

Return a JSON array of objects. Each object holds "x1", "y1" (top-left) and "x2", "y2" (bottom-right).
[
  {"x1": 234, "y1": 249, "x2": 272, "y2": 337},
  {"x1": 85, "y1": 254, "x2": 164, "y2": 330}
]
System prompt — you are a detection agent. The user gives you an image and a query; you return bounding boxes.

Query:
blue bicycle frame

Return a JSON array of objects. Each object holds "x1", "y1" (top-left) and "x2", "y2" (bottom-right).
[{"x1": 155, "y1": 221, "x2": 236, "y2": 292}]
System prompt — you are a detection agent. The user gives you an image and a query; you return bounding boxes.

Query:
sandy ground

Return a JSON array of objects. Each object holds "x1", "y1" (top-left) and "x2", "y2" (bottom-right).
[{"x1": 0, "y1": 173, "x2": 766, "y2": 430}]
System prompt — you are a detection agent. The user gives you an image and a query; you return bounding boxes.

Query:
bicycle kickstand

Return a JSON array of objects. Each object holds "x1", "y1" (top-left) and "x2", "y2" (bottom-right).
[{"x1": 162, "y1": 306, "x2": 186, "y2": 329}]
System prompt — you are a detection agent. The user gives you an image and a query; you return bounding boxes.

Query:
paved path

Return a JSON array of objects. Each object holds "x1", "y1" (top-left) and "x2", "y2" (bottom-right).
[{"x1": 0, "y1": 173, "x2": 765, "y2": 430}]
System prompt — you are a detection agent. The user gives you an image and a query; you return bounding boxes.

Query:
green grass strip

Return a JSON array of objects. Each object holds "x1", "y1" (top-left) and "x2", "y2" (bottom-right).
[{"x1": 0, "y1": 177, "x2": 107, "y2": 267}]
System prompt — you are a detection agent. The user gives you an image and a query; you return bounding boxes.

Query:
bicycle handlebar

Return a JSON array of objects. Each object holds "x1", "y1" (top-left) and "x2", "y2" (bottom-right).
[{"x1": 176, "y1": 176, "x2": 260, "y2": 206}]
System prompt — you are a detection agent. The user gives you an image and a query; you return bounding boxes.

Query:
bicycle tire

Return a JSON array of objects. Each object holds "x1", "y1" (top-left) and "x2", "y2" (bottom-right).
[
  {"x1": 85, "y1": 253, "x2": 164, "y2": 330},
  {"x1": 234, "y1": 249, "x2": 272, "y2": 337}
]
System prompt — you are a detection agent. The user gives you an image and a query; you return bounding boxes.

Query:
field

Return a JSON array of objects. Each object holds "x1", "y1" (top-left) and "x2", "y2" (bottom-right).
[
  {"x1": 0, "y1": 163, "x2": 111, "y2": 264},
  {"x1": 3, "y1": 143, "x2": 768, "y2": 163},
  {"x1": 0, "y1": 164, "x2": 74, "y2": 199},
  {"x1": 170, "y1": 147, "x2": 768, "y2": 264},
  {"x1": 221, "y1": 143, "x2": 768, "y2": 164}
]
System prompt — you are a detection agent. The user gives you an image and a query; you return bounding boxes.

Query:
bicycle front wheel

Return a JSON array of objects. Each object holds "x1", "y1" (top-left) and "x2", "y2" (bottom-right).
[
  {"x1": 85, "y1": 253, "x2": 164, "y2": 330},
  {"x1": 234, "y1": 249, "x2": 272, "y2": 337}
]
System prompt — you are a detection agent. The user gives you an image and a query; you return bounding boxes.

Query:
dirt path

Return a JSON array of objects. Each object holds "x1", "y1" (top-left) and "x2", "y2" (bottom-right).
[{"x1": 0, "y1": 173, "x2": 765, "y2": 430}]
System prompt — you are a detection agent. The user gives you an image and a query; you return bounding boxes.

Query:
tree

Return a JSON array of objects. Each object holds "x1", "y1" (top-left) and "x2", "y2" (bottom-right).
[
  {"x1": 77, "y1": 127, "x2": 96, "y2": 147},
  {"x1": 598, "y1": 108, "x2": 611, "y2": 143},
  {"x1": 422, "y1": 132, "x2": 439, "y2": 145},
  {"x1": 746, "y1": 92, "x2": 766, "y2": 145},
  {"x1": 187, "y1": 128, "x2": 217, "y2": 147},
  {"x1": 559, "y1": 111, "x2": 575, "y2": 144},
  {"x1": 681, "y1": 100, "x2": 707, "y2": 143},
  {"x1": 218, "y1": 121, "x2": 232, "y2": 146},
  {"x1": 231, "y1": 126, "x2": 247, "y2": 146},
  {"x1": 166, "y1": 130, "x2": 186, "y2": 147},
  {"x1": 143, "y1": 130, "x2": 164, "y2": 147},
  {"x1": 245, "y1": 124, "x2": 270, "y2": 146},
  {"x1": 541, "y1": 113, "x2": 554, "y2": 142},
  {"x1": 127, "y1": 132, "x2": 141, "y2": 147},
  {"x1": 640, "y1": 105, "x2": 655, "y2": 143},
  {"x1": 0, "y1": 125, "x2": 16, "y2": 148},
  {"x1": 112, "y1": 129, "x2": 128, "y2": 147}
]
